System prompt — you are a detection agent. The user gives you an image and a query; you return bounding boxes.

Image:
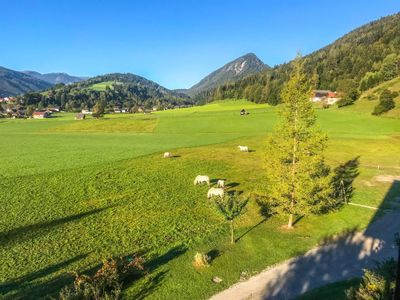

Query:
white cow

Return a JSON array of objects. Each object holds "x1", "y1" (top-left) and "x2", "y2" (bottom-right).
[
  {"x1": 194, "y1": 175, "x2": 210, "y2": 186},
  {"x1": 163, "y1": 152, "x2": 172, "y2": 158},
  {"x1": 217, "y1": 180, "x2": 225, "y2": 188},
  {"x1": 207, "y1": 188, "x2": 225, "y2": 199},
  {"x1": 238, "y1": 145, "x2": 249, "y2": 152}
]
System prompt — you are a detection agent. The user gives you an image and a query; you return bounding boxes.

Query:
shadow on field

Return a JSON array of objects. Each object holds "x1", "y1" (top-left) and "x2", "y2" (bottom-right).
[
  {"x1": 127, "y1": 245, "x2": 188, "y2": 298},
  {"x1": 257, "y1": 180, "x2": 400, "y2": 299},
  {"x1": 235, "y1": 218, "x2": 267, "y2": 243},
  {"x1": 0, "y1": 205, "x2": 116, "y2": 246},
  {"x1": 0, "y1": 254, "x2": 88, "y2": 299},
  {"x1": 331, "y1": 156, "x2": 360, "y2": 205},
  {"x1": 226, "y1": 182, "x2": 240, "y2": 188}
]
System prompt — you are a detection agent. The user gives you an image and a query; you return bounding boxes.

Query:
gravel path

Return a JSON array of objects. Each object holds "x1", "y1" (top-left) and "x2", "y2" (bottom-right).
[{"x1": 210, "y1": 210, "x2": 400, "y2": 300}]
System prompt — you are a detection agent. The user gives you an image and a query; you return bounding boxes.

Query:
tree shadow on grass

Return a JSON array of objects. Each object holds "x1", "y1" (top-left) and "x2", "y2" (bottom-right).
[
  {"x1": 127, "y1": 245, "x2": 187, "y2": 297},
  {"x1": 0, "y1": 254, "x2": 88, "y2": 299},
  {"x1": 0, "y1": 205, "x2": 117, "y2": 246},
  {"x1": 207, "y1": 249, "x2": 222, "y2": 262},
  {"x1": 145, "y1": 245, "x2": 187, "y2": 272},
  {"x1": 130, "y1": 270, "x2": 168, "y2": 300},
  {"x1": 226, "y1": 182, "x2": 240, "y2": 188},
  {"x1": 331, "y1": 156, "x2": 360, "y2": 206},
  {"x1": 235, "y1": 218, "x2": 267, "y2": 243}
]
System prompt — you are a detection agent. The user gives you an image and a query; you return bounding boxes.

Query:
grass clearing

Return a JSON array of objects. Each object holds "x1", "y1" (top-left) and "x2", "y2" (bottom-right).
[{"x1": 0, "y1": 99, "x2": 399, "y2": 299}]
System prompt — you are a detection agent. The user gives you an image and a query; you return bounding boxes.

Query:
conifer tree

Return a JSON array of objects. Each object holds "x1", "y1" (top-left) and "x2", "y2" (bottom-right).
[{"x1": 265, "y1": 57, "x2": 331, "y2": 228}]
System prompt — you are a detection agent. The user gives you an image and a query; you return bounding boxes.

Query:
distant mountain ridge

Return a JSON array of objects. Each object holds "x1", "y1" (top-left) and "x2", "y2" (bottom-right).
[
  {"x1": 0, "y1": 67, "x2": 52, "y2": 97},
  {"x1": 186, "y1": 53, "x2": 268, "y2": 96},
  {"x1": 22, "y1": 71, "x2": 87, "y2": 84}
]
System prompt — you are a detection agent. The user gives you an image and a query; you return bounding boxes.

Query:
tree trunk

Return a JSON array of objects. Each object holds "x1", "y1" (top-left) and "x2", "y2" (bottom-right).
[
  {"x1": 289, "y1": 109, "x2": 298, "y2": 229},
  {"x1": 230, "y1": 220, "x2": 234, "y2": 244},
  {"x1": 288, "y1": 214, "x2": 294, "y2": 228}
]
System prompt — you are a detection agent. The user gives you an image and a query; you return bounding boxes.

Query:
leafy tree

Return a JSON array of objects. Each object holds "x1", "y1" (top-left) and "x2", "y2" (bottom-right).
[
  {"x1": 92, "y1": 101, "x2": 105, "y2": 118},
  {"x1": 381, "y1": 54, "x2": 399, "y2": 81},
  {"x1": 215, "y1": 193, "x2": 248, "y2": 244},
  {"x1": 25, "y1": 105, "x2": 35, "y2": 117},
  {"x1": 372, "y1": 89, "x2": 397, "y2": 115},
  {"x1": 264, "y1": 58, "x2": 332, "y2": 228}
]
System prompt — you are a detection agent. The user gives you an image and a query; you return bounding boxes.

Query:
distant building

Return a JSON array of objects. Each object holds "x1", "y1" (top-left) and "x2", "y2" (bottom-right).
[
  {"x1": 32, "y1": 111, "x2": 50, "y2": 119},
  {"x1": 75, "y1": 113, "x2": 85, "y2": 120},
  {"x1": 82, "y1": 109, "x2": 92, "y2": 114},
  {"x1": 311, "y1": 90, "x2": 340, "y2": 105}
]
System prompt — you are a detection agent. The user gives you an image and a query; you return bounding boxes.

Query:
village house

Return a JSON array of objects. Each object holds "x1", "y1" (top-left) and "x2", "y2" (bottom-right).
[
  {"x1": 310, "y1": 90, "x2": 340, "y2": 105},
  {"x1": 32, "y1": 111, "x2": 50, "y2": 119}
]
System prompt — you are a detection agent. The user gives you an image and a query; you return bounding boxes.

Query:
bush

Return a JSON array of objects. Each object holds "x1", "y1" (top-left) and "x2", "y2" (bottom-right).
[
  {"x1": 193, "y1": 252, "x2": 211, "y2": 268},
  {"x1": 60, "y1": 255, "x2": 145, "y2": 300},
  {"x1": 372, "y1": 89, "x2": 396, "y2": 115},
  {"x1": 337, "y1": 96, "x2": 356, "y2": 107},
  {"x1": 346, "y1": 259, "x2": 397, "y2": 300}
]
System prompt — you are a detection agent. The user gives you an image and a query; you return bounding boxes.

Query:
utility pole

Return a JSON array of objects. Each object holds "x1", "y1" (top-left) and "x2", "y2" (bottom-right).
[{"x1": 394, "y1": 233, "x2": 400, "y2": 300}]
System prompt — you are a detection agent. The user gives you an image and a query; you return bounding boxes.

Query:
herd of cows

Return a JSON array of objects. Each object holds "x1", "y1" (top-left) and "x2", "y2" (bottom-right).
[{"x1": 163, "y1": 145, "x2": 250, "y2": 200}]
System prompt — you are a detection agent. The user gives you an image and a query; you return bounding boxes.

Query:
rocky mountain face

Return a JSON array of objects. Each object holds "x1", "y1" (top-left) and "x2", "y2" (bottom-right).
[{"x1": 186, "y1": 53, "x2": 268, "y2": 96}]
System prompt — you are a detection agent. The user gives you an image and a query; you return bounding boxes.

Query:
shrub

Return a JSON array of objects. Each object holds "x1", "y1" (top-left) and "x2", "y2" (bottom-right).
[
  {"x1": 60, "y1": 255, "x2": 145, "y2": 300},
  {"x1": 372, "y1": 89, "x2": 396, "y2": 115},
  {"x1": 346, "y1": 259, "x2": 397, "y2": 300},
  {"x1": 193, "y1": 252, "x2": 211, "y2": 268}
]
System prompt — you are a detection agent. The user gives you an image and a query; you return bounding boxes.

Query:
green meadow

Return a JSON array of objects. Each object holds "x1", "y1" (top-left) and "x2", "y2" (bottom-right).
[{"x1": 0, "y1": 100, "x2": 399, "y2": 299}]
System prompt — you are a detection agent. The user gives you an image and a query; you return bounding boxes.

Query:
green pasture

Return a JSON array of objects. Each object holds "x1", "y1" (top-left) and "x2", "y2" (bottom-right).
[{"x1": 0, "y1": 99, "x2": 399, "y2": 299}]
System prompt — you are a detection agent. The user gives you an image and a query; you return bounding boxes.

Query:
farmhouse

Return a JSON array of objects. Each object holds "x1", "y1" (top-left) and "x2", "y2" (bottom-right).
[
  {"x1": 310, "y1": 90, "x2": 340, "y2": 105},
  {"x1": 32, "y1": 111, "x2": 50, "y2": 119}
]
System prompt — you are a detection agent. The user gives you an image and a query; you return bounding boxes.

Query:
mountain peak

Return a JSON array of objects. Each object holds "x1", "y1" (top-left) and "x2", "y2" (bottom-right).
[{"x1": 188, "y1": 53, "x2": 268, "y2": 95}]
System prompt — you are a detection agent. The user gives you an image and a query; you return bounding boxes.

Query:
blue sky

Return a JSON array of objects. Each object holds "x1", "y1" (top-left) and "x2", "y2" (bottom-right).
[{"x1": 1, "y1": 0, "x2": 399, "y2": 89}]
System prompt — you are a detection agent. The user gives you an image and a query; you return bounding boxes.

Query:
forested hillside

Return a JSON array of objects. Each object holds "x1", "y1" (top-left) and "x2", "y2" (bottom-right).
[
  {"x1": 202, "y1": 13, "x2": 400, "y2": 105},
  {"x1": 19, "y1": 73, "x2": 191, "y2": 111}
]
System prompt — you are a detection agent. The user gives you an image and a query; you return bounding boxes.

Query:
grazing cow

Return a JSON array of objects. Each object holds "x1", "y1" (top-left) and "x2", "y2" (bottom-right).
[
  {"x1": 194, "y1": 175, "x2": 210, "y2": 186},
  {"x1": 207, "y1": 188, "x2": 224, "y2": 199},
  {"x1": 217, "y1": 180, "x2": 225, "y2": 188},
  {"x1": 163, "y1": 152, "x2": 172, "y2": 158},
  {"x1": 238, "y1": 145, "x2": 249, "y2": 152}
]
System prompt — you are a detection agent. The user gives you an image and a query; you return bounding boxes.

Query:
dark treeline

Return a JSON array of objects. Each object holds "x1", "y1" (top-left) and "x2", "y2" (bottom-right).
[
  {"x1": 196, "y1": 13, "x2": 400, "y2": 105},
  {"x1": 18, "y1": 73, "x2": 192, "y2": 112}
]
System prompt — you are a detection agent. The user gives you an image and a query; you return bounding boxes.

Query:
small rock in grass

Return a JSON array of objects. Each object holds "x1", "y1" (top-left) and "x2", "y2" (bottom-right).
[{"x1": 212, "y1": 276, "x2": 223, "y2": 283}]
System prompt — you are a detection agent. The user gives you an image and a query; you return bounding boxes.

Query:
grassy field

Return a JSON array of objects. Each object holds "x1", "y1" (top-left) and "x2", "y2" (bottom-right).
[
  {"x1": 0, "y1": 100, "x2": 399, "y2": 299},
  {"x1": 89, "y1": 81, "x2": 121, "y2": 91}
]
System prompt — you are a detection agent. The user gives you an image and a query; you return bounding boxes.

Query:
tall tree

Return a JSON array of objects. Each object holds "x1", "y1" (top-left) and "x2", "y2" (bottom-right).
[{"x1": 264, "y1": 57, "x2": 331, "y2": 228}]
